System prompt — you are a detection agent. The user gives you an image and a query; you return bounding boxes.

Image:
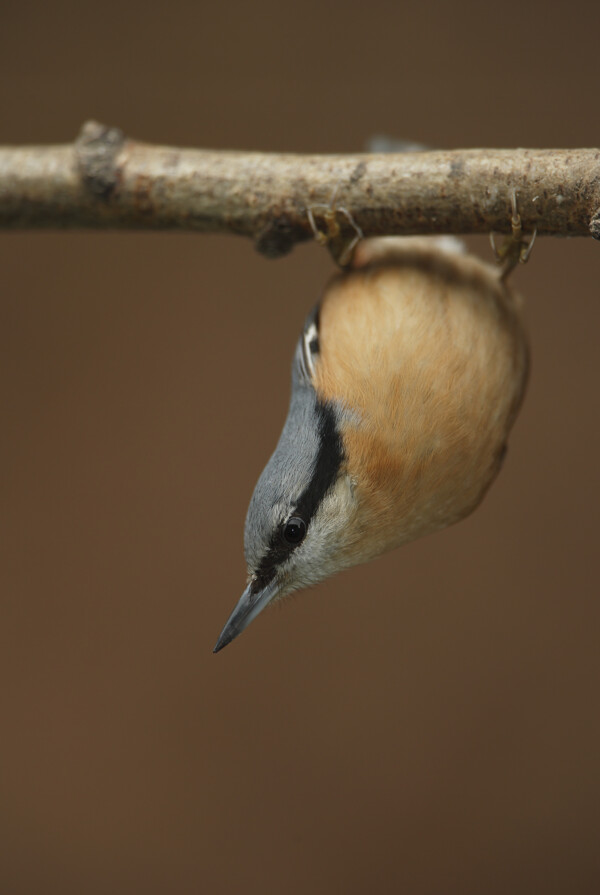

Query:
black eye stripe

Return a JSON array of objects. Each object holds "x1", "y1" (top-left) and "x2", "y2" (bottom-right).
[
  {"x1": 251, "y1": 399, "x2": 344, "y2": 595},
  {"x1": 293, "y1": 401, "x2": 342, "y2": 523}
]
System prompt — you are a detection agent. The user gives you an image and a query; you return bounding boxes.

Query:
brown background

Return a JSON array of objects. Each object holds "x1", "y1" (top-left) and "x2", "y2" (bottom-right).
[{"x1": 1, "y1": 2, "x2": 599, "y2": 893}]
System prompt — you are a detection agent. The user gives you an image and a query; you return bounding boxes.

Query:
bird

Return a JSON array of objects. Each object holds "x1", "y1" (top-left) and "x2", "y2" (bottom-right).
[{"x1": 213, "y1": 234, "x2": 529, "y2": 652}]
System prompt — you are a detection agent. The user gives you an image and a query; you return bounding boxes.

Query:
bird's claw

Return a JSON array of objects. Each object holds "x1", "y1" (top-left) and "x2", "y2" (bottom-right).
[
  {"x1": 490, "y1": 189, "x2": 537, "y2": 281},
  {"x1": 307, "y1": 184, "x2": 363, "y2": 268}
]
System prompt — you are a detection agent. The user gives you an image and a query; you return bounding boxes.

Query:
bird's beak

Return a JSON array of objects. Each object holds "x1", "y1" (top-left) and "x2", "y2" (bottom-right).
[{"x1": 213, "y1": 578, "x2": 280, "y2": 653}]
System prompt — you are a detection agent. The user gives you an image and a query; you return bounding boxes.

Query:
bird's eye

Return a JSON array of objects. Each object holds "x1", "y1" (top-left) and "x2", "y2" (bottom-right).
[{"x1": 282, "y1": 516, "x2": 307, "y2": 545}]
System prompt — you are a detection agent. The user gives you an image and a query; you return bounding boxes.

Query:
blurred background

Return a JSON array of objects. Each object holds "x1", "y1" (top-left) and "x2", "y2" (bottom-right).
[{"x1": 1, "y1": 1, "x2": 599, "y2": 892}]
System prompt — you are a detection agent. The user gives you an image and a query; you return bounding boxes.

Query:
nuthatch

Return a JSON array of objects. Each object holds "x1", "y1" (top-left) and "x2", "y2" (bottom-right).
[{"x1": 214, "y1": 235, "x2": 528, "y2": 652}]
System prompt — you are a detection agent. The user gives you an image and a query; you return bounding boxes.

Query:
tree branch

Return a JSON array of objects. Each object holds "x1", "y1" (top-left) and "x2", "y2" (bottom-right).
[{"x1": 1, "y1": 121, "x2": 599, "y2": 257}]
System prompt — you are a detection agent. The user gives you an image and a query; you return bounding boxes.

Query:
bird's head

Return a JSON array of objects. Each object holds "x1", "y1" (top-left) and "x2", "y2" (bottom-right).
[{"x1": 213, "y1": 308, "x2": 358, "y2": 652}]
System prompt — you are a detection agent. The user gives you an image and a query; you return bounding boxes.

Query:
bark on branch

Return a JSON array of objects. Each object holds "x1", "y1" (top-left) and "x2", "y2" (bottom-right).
[{"x1": 1, "y1": 121, "x2": 599, "y2": 257}]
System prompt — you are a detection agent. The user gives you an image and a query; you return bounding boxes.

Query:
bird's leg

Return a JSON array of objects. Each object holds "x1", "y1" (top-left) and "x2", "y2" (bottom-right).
[
  {"x1": 307, "y1": 184, "x2": 363, "y2": 268},
  {"x1": 490, "y1": 189, "x2": 537, "y2": 281}
]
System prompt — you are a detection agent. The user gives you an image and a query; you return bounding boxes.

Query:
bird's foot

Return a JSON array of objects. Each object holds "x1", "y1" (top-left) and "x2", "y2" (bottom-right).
[
  {"x1": 490, "y1": 189, "x2": 537, "y2": 281},
  {"x1": 307, "y1": 183, "x2": 363, "y2": 268}
]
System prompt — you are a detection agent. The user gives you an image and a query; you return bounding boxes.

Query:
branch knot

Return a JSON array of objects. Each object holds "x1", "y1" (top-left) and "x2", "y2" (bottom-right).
[{"x1": 75, "y1": 120, "x2": 125, "y2": 200}]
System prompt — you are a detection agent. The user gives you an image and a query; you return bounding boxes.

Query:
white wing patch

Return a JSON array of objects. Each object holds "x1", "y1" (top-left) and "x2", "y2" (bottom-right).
[{"x1": 301, "y1": 320, "x2": 319, "y2": 380}]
